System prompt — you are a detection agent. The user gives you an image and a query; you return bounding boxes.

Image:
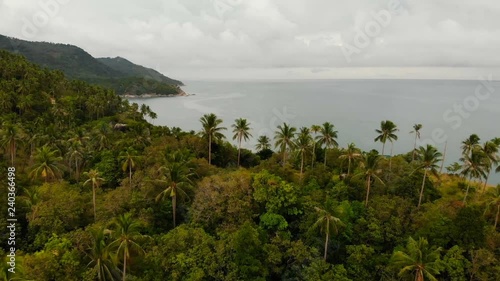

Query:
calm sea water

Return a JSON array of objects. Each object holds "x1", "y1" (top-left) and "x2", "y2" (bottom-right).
[{"x1": 132, "y1": 79, "x2": 500, "y2": 184}]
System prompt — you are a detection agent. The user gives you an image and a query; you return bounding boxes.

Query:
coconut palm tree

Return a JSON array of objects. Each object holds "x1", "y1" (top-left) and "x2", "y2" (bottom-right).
[
  {"x1": 295, "y1": 127, "x2": 312, "y2": 177},
  {"x1": 86, "y1": 227, "x2": 120, "y2": 281},
  {"x1": 374, "y1": 120, "x2": 398, "y2": 156},
  {"x1": 119, "y1": 148, "x2": 139, "y2": 187},
  {"x1": 353, "y1": 151, "x2": 384, "y2": 206},
  {"x1": 416, "y1": 145, "x2": 442, "y2": 208},
  {"x1": 255, "y1": 135, "x2": 271, "y2": 152},
  {"x1": 316, "y1": 122, "x2": 338, "y2": 167},
  {"x1": 0, "y1": 121, "x2": 26, "y2": 166},
  {"x1": 232, "y1": 118, "x2": 252, "y2": 166},
  {"x1": 83, "y1": 169, "x2": 105, "y2": 222},
  {"x1": 200, "y1": 113, "x2": 226, "y2": 165},
  {"x1": 155, "y1": 151, "x2": 194, "y2": 228},
  {"x1": 485, "y1": 185, "x2": 500, "y2": 229},
  {"x1": 310, "y1": 124, "x2": 321, "y2": 168},
  {"x1": 109, "y1": 213, "x2": 144, "y2": 281},
  {"x1": 481, "y1": 140, "x2": 499, "y2": 193},
  {"x1": 29, "y1": 145, "x2": 64, "y2": 182},
  {"x1": 460, "y1": 148, "x2": 488, "y2": 204},
  {"x1": 410, "y1": 124, "x2": 423, "y2": 161},
  {"x1": 461, "y1": 134, "x2": 481, "y2": 157},
  {"x1": 390, "y1": 237, "x2": 442, "y2": 281},
  {"x1": 339, "y1": 143, "x2": 362, "y2": 176},
  {"x1": 274, "y1": 123, "x2": 297, "y2": 166},
  {"x1": 312, "y1": 206, "x2": 343, "y2": 261}
]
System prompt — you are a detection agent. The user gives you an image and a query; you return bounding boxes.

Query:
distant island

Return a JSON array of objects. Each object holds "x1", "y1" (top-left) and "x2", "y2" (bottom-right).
[{"x1": 0, "y1": 34, "x2": 187, "y2": 97}]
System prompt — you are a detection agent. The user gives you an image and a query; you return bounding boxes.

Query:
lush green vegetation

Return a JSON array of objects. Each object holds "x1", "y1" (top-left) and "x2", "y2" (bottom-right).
[
  {"x1": 0, "y1": 35, "x2": 183, "y2": 96},
  {"x1": 1, "y1": 50, "x2": 499, "y2": 280}
]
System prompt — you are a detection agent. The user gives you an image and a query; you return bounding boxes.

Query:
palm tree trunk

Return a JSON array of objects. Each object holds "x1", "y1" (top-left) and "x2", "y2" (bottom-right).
[
  {"x1": 237, "y1": 138, "x2": 242, "y2": 166},
  {"x1": 92, "y1": 183, "x2": 97, "y2": 221},
  {"x1": 208, "y1": 134, "x2": 212, "y2": 165},
  {"x1": 129, "y1": 163, "x2": 132, "y2": 188},
  {"x1": 75, "y1": 159, "x2": 80, "y2": 182},
  {"x1": 347, "y1": 158, "x2": 351, "y2": 176},
  {"x1": 381, "y1": 142, "x2": 385, "y2": 156},
  {"x1": 311, "y1": 142, "x2": 316, "y2": 168},
  {"x1": 418, "y1": 169, "x2": 427, "y2": 208},
  {"x1": 412, "y1": 133, "x2": 417, "y2": 161},
  {"x1": 482, "y1": 171, "x2": 490, "y2": 194},
  {"x1": 10, "y1": 141, "x2": 15, "y2": 166},
  {"x1": 365, "y1": 175, "x2": 371, "y2": 206},
  {"x1": 300, "y1": 150, "x2": 304, "y2": 177},
  {"x1": 439, "y1": 141, "x2": 447, "y2": 174},
  {"x1": 324, "y1": 219, "x2": 329, "y2": 261},
  {"x1": 122, "y1": 250, "x2": 127, "y2": 281},
  {"x1": 282, "y1": 145, "x2": 287, "y2": 167},
  {"x1": 172, "y1": 194, "x2": 177, "y2": 228},
  {"x1": 324, "y1": 149, "x2": 327, "y2": 167},
  {"x1": 463, "y1": 176, "x2": 472, "y2": 204},
  {"x1": 494, "y1": 204, "x2": 499, "y2": 229},
  {"x1": 389, "y1": 141, "x2": 394, "y2": 171}
]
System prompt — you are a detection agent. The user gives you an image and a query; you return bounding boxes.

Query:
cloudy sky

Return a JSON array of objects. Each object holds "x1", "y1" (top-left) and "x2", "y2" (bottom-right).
[{"x1": 1, "y1": 0, "x2": 500, "y2": 80}]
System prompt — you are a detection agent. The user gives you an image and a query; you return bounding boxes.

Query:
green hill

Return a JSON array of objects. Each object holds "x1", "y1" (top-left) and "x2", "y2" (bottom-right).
[{"x1": 0, "y1": 34, "x2": 183, "y2": 96}]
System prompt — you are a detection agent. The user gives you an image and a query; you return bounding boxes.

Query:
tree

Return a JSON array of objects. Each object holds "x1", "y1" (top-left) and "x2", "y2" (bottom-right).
[
  {"x1": 460, "y1": 148, "x2": 488, "y2": 204},
  {"x1": 374, "y1": 120, "x2": 398, "y2": 156},
  {"x1": 461, "y1": 134, "x2": 481, "y2": 157},
  {"x1": 29, "y1": 145, "x2": 64, "y2": 182},
  {"x1": 390, "y1": 237, "x2": 442, "y2": 281},
  {"x1": 119, "y1": 148, "x2": 139, "y2": 188},
  {"x1": 255, "y1": 135, "x2": 271, "y2": 151},
  {"x1": 232, "y1": 118, "x2": 252, "y2": 166},
  {"x1": 410, "y1": 124, "x2": 423, "y2": 161},
  {"x1": 274, "y1": 123, "x2": 297, "y2": 166},
  {"x1": 339, "y1": 143, "x2": 362, "y2": 176},
  {"x1": 416, "y1": 145, "x2": 442, "y2": 208},
  {"x1": 296, "y1": 127, "x2": 312, "y2": 177},
  {"x1": 485, "y1": 185, "x2": 500, "y2": 229},
  {"x1": 86, "y1": 227, "x2": 120, "y2": 281},
  {"x1": 481, "y1": 140, "x2": 499, "y2": 193},
  {"x1": 0, "y1": 121, "x2": 25, "y2": 165},
  {"x1": 199, "y1": 113, "x2": 226, "y2": 165},
  {"x1": 312, "y1": 207, "x2": 343, "y2": 261},
  {"x1": 353, "y1": 151, "x2": 384, "y2": 206},
  {"x1": 83, "y1": 169, "x2": 105, "y2": 222},
  {"x1": 155, "y1": 150, "x2": 194, "y2": 228},
  {"x1": 316, "y1": 122, "x2": 338, "y2": 167},
  {"x1": 109, "y1": 213, "x2": 144, "y2": 281},
  {"x1": 310, "y1": 124, "x2": 321, "y2": 168}
]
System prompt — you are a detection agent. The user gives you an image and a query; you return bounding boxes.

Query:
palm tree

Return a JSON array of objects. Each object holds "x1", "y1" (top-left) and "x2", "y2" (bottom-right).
[
  {"x1": 390, "y1": 237, "x2": 442, "y2": 281},
  {"x1": 84, "y1": 169, "x2": 105, "y2": 222},
  {"x1": 274, "y1": 123, "x2": 297, "y2": 166},
  {"x1": 155, "y1": 151, "x2": 194, "y2": 228},
  {"x1": 460, "y1": 148, "x2": 488, "y2": 204},
  {"x1": 339, "y1": 143, "x2": 362, "y2": 176},
  {"x1": 312, "y1": 207, "x2": 343, "y2": 261},
  {"x1": 255, "y1": 135, "x2": 271, "y2": 152},
  {"x1": 310, "y1": 124, "x2": 321, "y2": 168},
  {"x1": 109, "y1": 213, "x2": 144, "y2": 281},
  {"x1": 485, "y1": 185, "x2": 500, "y2": 229},
  {"x1": 374, "y1": 120, "x2": 398, "y2": 156},
  {"x1": 66, "y1": 139, "x2": 84, "y2": 181},
  {"x1": 316, "y1": 122, "x2": 338, "y2": 167},
  {"x1": 461, "y1": 134, "x2": 481, "y2": 157},
  {"x1": 29, "y1": 145, "x2": 64, "y2": 182},
  {"x1": 0, "y1": 121, "x2": 26, "y2": 166},
  {"x1": 410, "y1": 124, "x2": 423, "y2": 161},
  {"x1": 353, "y1": 151, "x2": 384, "y2": 206},
  {"x1": 232, "y1": 118, "x2": 252, "y2": 166},
  {"x1": 119, "y1": 148, "x2": 139, "y2": 187},
  {"x1": 296, "y1": 127, "x2": 312, "y2": 177},
  {"x1": 200, "y1": 113, "x2": 226, "y2": 165},
  {"x1": 416, "y1": 145, "x2": 442, "y2": 208},
  {"x1": 86, "y1": 227, "x2": 120, "y2": 281},
  {"x1": 481, "y1": 140, "x2": 499, "y2": 193}
]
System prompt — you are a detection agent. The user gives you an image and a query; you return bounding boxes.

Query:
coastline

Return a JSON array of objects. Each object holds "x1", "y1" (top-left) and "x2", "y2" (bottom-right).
[{"x1": 122, "y1": 87, "x2": 193, "y2": 99}]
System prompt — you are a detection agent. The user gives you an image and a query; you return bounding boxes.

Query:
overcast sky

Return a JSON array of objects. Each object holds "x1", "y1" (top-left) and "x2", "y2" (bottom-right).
[{"x1": 1, "y1": 0, "x2": 500, "y2": 80}]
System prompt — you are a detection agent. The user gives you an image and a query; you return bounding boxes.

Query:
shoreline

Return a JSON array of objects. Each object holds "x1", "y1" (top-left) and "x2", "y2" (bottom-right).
[{"x1": 122, "y1": 87, "x2": 193, "y2": 99}]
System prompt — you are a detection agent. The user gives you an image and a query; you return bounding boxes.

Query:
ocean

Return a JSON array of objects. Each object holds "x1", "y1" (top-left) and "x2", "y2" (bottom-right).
[{"x1": 131, "y1": 79, "x2": 500, "y2": 184}]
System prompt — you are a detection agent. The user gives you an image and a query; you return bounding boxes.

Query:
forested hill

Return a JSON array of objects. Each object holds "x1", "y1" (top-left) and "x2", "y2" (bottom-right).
[{"x1": 0, "y1": 34, "x2": 183, "y2": 96}]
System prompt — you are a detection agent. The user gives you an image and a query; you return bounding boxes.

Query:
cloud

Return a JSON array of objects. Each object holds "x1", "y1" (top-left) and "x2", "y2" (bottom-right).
[{"x1": 1, "y1": 0, "x2": 499, "y2": 79}]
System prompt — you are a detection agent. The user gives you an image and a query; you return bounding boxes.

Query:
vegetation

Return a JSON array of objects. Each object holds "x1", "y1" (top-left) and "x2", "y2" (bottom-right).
[{"x1": 1, "y1": 50, "x2": 499, "y2": 280}]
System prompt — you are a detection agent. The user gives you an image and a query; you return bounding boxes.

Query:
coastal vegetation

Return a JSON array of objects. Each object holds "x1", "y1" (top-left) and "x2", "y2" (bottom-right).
[{"x1": 1, "y1": 50, "x2": 499, "y2": 280}]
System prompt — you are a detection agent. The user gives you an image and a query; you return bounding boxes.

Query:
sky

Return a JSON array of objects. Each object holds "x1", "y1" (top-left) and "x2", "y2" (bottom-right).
[{"x1": 1, "y1": 0, "x2": 500, "y2": 80}]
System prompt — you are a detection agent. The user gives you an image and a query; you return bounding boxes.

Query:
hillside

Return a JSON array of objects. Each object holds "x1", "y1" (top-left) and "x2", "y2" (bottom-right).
[{"x1": 0, "y1": 34, "x2": 183, "y2": 96}]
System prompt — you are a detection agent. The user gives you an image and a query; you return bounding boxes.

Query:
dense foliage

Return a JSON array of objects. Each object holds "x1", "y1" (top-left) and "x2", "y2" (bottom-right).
[
  {"x1": 0, "y1": 35, "x2": 182, "y2": 96},
  {"x1": 1, "y1": 51, "x2": 499, "y2": 280}
]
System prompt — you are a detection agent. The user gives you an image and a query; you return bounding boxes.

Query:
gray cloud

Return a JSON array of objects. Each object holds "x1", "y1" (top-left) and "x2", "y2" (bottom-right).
[{"x1": 1, "y1": 0, "x2": 500, "y2": 79}]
